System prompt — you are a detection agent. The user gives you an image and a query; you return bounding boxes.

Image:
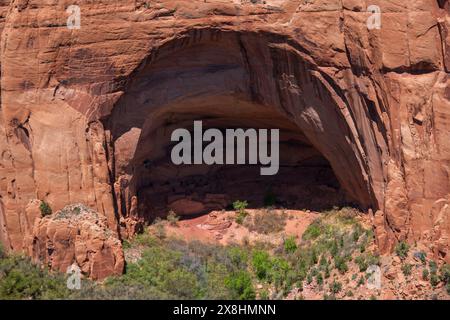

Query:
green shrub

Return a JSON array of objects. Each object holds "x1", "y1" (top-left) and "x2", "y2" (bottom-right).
[
  {"x1": 39, "y1": 201, "x2": 52, "y2": 217},
  {"x1": 351, "y1": 224, "x2": 363, "y2": 242},
  {"x1": 429, "y1": 260, "x2": 438, "y2": 274},
  {"x1": 323, "y1": 293, "x2": 336, "y2": 300},
  {"x1": 306, "y1": 273, "x2": 313, "y2": 285},
  {"x1": 330, "y1": 240, "x2": 339, "y2": 257},
  {"x1": 224, "y1": 271, "x2": 255, "y2": 300},
  {"x1": 440, "y1": 264, "x2": 450, "y2": 283},
  {"x1": 355, "y1": 256, "x2": 368, "y2": 272},
  {"x1": 284, "y1": 236, "x2": 297, "y2": 254},
  {"x1": 401, "y1": 263, "x2": 413, "y2": 277},
  {"x1": 233, "y1": 200, "x2": 248, "y2": 213},
  {"x1": 357, "y1": 276, "x2": 365, "y2": 287},
  {"x1": 330, "y1": 280, "x2": 342, "y2": 294},
  {"x1": 227, "y1": 247, "x2": 248, "y2": 270},
  {"x1": 415, "y1": 251, "x2": 427, "y2": 264},
  {"x1": 316, "y1": 273, "x2": 324, "y2": 286},
  {"x1": 122, "y1": 239, "x2": 131, "y2": 250},
  {"x1": 270, "y1": 258, "x2": 291, "y2": 289},
  {"x1": 334, "y1": 256, "x2": 349, "y2": 274},
  {"x1": 259, "y1": 290, "x2": 269, "y2": 300},
  {"x1": 395, "y1": 241, "x2": 409, "y2": 260},
  {"x1": 303, "y1": 220, "x2": 323, "y2": 241},
  {"x1": 430, "y1": 274, "x2": 440, "y2": 287},
  {"x1": 324, "y1": 265, "x2": 330, "y2": 279},
  {"x1": 366, "y1": 253, "x2": 381, "y2": 266},
  {"x1": 319, "y1": 255, "x2": 327, "y2": 267},
  {"x1": 252, "y1": 250, "x2": 272, "y2": 281},
  {"x1": 0, "y1": 254, "x2": 68, "y2": 299},
  {"x1": 233, "y1": 200, "x2": 248, "y2": 225},
  {"x1": 422, "y1": 268, "x2": 429, "y2": 281},
  {"x1": 167, "y1": 210, "x2": 179, "y2": 226},
  {"x1": 336, "y1": 207, "x2": 358, "y2": 225}
]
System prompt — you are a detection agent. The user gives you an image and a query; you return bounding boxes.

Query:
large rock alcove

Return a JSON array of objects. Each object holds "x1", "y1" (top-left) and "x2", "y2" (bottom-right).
[{"x1": 105, "y1": 30, "x2": 373, "y2": 219}]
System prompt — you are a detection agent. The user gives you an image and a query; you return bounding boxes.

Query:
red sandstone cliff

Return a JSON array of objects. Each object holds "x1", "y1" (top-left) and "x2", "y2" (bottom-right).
[{"x1": 0, "y1": 0, "x2": 448, "y2": 278}]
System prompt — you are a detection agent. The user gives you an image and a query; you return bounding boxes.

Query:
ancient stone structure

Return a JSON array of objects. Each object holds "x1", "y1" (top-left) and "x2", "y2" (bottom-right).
[{"x1": 0, "y1": 0, "x2": 449, "y2": 277}]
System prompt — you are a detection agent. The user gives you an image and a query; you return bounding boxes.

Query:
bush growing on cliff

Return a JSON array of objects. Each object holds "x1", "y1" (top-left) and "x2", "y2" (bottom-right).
[
  {"x1": 39, "y1": 201, "x2": 52, "y2": 217},
  {"x1": 395, "y1": 241, "x2": 409, "y2": 260},
  {"x1": 430, "y1": 274, "x2": 440, "y2": 287},
  {"x1": 422, "y1": 268, "x2": 429, "y2": 281},
  {"x1": 440, "y1": 264, "x2": 450, "y2": 295},
  {"x1": 355, "y1": 255, "x2": 368, "y2": 272},
  {"x1": 330, "y1": 280, "x2": 342, "y2": 294},
  {"x1": 401, "y1": 263, "x2": 413, "y2": 277},
  {"x1": 440, "y1": 264, "x2": 450, "y2": 283},
  {"x1": 334, "y1": 255, "x2": 349, "y2": 274}
]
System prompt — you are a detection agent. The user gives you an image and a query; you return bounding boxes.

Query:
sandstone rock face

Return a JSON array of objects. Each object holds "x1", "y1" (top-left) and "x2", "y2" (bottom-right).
[
  {"x1": 26, "y1": 204, "x2": 124, "y2": 280},
  {"x1": 0, "y1": 0, "x2": 449, "y2": 278}
]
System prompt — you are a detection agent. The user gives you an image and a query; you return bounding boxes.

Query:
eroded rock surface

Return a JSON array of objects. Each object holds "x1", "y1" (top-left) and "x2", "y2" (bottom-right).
[
  {"x1": 26, "y1": 204, "x2": 124, "y2": 280},
  {"x1": 0, "y1": 0, "x2": 449, "y2": 278}
]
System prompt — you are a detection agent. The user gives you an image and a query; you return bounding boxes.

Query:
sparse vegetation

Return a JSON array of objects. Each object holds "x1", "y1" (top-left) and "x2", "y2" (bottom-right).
[
  {"x1": 39, "y1": 201, "x2": 52, "y2": 217},
  {"x1": 302, "y1": 220, "x2": 323, "y2": 240},
  {"x1": 284, "y1": 236, "x2": 297, "y2": 254},
  {"x1": 422, "y1": 268, "x2": 429, "y2": 281},
  {"x1": 401, "y1": 263, "x2": 413, "y2": 277},
  {"x1": 430, "y1": 274, "x2": 440, "y2": 287},
  {"x1": 245, "y1": 209, "x2": 287, "y2": 234},
  {"x1": 152, "y1": 218, "x2": 166, "y2": 240},
  {"x1": 3, "y1": 205, "x2": 447, "y2": 300},
  {"x1": 440, "y1": 264, "x2": 450, "y2": 283},
  {"x1": 355, "y1": 255, "x2": 368, "y2": 272},
  {"x1": 415, "y1": 251, "x2": 427, "y2": 264},
  {"x1": 233, "y1": 200, "x2": 249, "y2": 225},
  {"x1": 395, "y1": 241, "x2": 409, "y2": 260},
  {"x1": 330, "y1": 280, "x2": 342, "y2": 294},
  {"x1": 166, "y1": 210, "x2": 179, "y2": 226},
  {"x1": 441, "y1": 264, "x2": 450, "y2": 295}
]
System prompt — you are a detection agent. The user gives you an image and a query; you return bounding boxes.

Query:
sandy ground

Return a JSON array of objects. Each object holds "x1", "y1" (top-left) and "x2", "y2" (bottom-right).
[{"x1": 163, "y1": 209, "x2": 319, "y2": 247}]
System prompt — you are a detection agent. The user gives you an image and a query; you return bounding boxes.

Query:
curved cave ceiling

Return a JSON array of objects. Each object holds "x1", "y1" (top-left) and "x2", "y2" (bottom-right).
[{"x1": 102, "y1": 29, "x2": 375, "y2": 219}]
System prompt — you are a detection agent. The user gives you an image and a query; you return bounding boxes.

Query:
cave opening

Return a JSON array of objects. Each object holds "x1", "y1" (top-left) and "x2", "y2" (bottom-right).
[
  {"x1": 104, "y1": 29, "x2": 370, "y2": 221},
  {"x1": 132, "y1": 103, "x2": 349, "y2": 218}
]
